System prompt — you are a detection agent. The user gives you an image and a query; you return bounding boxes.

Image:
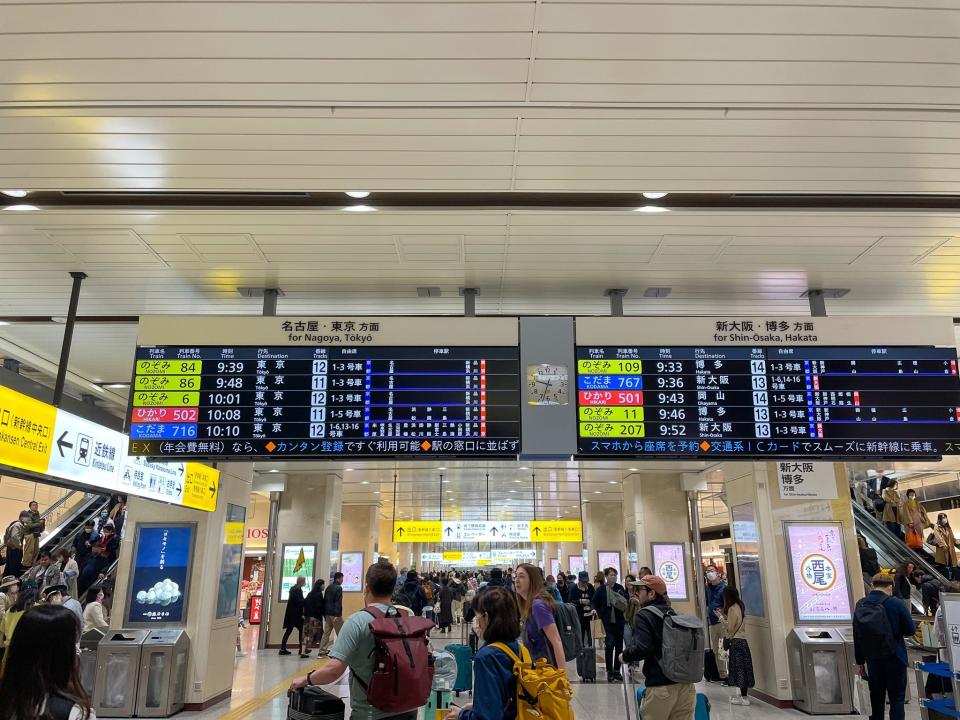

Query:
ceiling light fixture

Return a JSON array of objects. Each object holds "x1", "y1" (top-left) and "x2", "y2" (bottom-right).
[
  {"x1": 519, "y1": 466, "x2": 529, "y2": 470},
  {"x1": 3, "y1": 204, "x2": 38, "y2": 212},
  {"x1": 268, "y1": 469, "x2": 279, "y2": 473},
  {"x1": 0, "y1": 321, "x2": 9, "y2": 326},
  {"x1": 1, "y1": 190, "x2": 27, "y2": 198},
  {"x1": 341, "y1": 204, "x2": 377, "y2": 212},
  {"x1": 608, "y1": 480, "x2": 617, "y2": 484},
  {"x1": 635, "y1": 205, "x2": 670, "y2": 213},
  {"x1": 642, "y1": 192, "x2": 668, "y2": 199},
  {"x1": 344, "y1": 468, "x2": 354, "y2": 472},
  {"x1": 629, "y1": 467, "x2": 639, "y2": 472},
  {"x1": 361, "y1": 481, "x2": 369, "y2": 485},
  {"x1": 594, "y1": 490, "x2": 602, "y2": 494},
  {"x1": 103, "y1": 383, "x2": 130, "y2": 389},
  {"x1": 345, "y1": 191, "x2": 370, "y2": 199}
]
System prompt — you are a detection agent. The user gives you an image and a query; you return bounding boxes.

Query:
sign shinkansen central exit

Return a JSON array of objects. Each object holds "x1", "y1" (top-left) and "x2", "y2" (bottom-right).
[{"x1": 575, "y1": 316, "x2": 960, "y2": 459}]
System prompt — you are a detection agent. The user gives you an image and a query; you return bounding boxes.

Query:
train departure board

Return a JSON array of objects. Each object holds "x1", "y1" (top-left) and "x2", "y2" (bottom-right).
[
  {"x1": 127, "y1": 317, "x2": 521, "y2": 460},
  {"x1": 575, "y1": 316, "x2": 960, "y2": 460}
]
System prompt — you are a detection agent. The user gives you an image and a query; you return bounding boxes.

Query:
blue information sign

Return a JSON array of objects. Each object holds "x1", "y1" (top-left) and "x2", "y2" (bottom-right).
[{"x1": 126, "y1": 524, "x2": 195, "y2": 625}]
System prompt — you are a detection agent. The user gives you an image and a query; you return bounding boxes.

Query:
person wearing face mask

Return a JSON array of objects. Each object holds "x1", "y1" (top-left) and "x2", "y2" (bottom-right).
[
  {"x1": 92, "y1": 509, "x2": 111, "y2": 537},
  {"x1": 82, "y1": 587, "x2": 109, "y2": 634},
  {"x1": 704, "y1": 564, "x2": 728, "y2": 682},
  {"x1": 882, "y1": 480, "x2": 904, "y2": 540},
  {"x1": 932, "y1": 513, "x2": 960, "y2": 580},
  {"x1": 900, "y1": 489, "x2": 931, "y2": 550}
]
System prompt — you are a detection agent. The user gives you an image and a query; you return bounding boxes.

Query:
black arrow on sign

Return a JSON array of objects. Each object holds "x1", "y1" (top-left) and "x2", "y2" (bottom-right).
[
  {"x1": 176, "y1": 485, "x2": 182, "y2": 495},
  {"x1": 445, "y1": 527, "x2": 453, "y2": 537},
  {"x1": 56, "y1": 431, "x2": 73, "y2": 458},
  {"x1": 489, "y1": 527, "x2": 499, "y2": 537},
  {"x1": 208, "y1": 484, "x2": 216, "y2": 497},
  {"x1": 178, "y1": 466, "x2": 184, "y2": 477},
  {"x1": 533, "y1": 527, "x2": 541, "y2": 537},
  {"x1": 397, "y1": 527, "x2": 405, "y2": 537}
]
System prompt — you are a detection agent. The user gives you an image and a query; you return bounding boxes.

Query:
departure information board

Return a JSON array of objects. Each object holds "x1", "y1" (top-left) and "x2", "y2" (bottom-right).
[
  {"x1": 127, "y1": 317, "x2": 521, "y2": 460},
  {"x1": 575, "y1": 317, "x2": 960, "y2": 459}
]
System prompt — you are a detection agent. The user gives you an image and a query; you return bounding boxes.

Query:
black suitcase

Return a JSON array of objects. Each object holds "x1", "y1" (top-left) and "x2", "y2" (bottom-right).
[
  {"x1": 287, "y1": 687, "x2": 345, "y2": 720},
  {"x1": 703, "y1": 649, "x2": 721, "y2": 682},
  {"x1": 577, "y1": 646, "x2": 597, "y2": 682}
]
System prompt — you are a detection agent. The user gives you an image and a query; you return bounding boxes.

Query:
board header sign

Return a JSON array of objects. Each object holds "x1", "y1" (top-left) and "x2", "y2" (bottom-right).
[
  {"x1": 0, "y1": 385, "x2": 219, "y2": 512},
  {"x1": 394, "y1": 520, "x2": 583, "y2": 543}
]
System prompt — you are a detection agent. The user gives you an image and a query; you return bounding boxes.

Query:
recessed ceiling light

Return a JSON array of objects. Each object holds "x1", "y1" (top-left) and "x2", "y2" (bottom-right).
[
  {"x1": 442, "y1": 479, "x2": 451, "y2": 483},
  {"x1": 344, "y1": 468, "x2": 354, "y2": 472},
  {"x1": 103, "y1": 383, "x2": 130, "y2": 389},
  {"x1": 2, "y1": 190, "x2": 27, "y2": 198},
  {"x1": 341, "y1": 204, "x2": 377, "y2": 212},
  {"x1": 361, "y1": 481, "x2": 369, "y2": 485},
  {"x1": 0, "y1": 321, "x2": 9, "y2": 326},
  {"x1": 509, "y1": 490, "x2": 516, "y2": 493},
  {"x1": 594, "y1": 490, "x2": 602, "y2": 494},
  {"x1": 642, "y1": 192, "x2": 668, "y2": 199},
  {"x1": 629, "y1": 467, "x2": 639, "y2": 472},
  {"x1": 3, "y1": 204, "x2": 38, "y2": 212},
  {"x1": 268, "y1": 469, "x2": 279, "y2": 473},
  {"x1": 437, "y1": 466, "x2": 447, "y2": 471},
  {"x1": 374, "y1": 491, "x2": 381, "y2": 494},
  {"x1": 519, "y1": 466, "x2": 529, "y2": 470},
  {"x1": 608, "y1": 480, "x2": 617, "y2": 484},
  {"x1": 345, "y1": 191, "x2": 370, "y2": 199},
  {"x1": 51, "y1": 316, "x2": 67, "y2": 324},
  {"x1": 635, "y1": 205, "x2": 670, "y2": 213}
]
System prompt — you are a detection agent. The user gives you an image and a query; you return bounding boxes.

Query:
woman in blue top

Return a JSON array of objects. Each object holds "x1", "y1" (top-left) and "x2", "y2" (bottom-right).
[
  {"x1": 515, "y1": 563, "x2": 566, "y2": 668},
  {"x1": 445, "y1": 587, "x2": 519, "y2": 720}
]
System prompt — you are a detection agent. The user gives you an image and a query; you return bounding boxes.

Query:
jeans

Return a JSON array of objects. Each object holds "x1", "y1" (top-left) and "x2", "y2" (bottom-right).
[
  {"x1": 885, "y1": 521, "x2": 903, "y2": 540},
  {"x1": 604, "y1": 623, "x2": 624, "y2": 677},
  {"x1": 281, "y1": 623, "x2": 302, "y2": 652},
  {"x1": 866, "y1": 657, "x2": 907, "y2": 720}
]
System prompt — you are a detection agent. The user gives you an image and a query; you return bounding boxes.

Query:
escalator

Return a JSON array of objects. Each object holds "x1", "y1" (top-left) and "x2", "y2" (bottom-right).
[
  {"x1": 852, "y1": 501, "x2": 948, "y2": 614},
  {"x1": 39, "y1": 490, "x2": 111, "y2": 556}
]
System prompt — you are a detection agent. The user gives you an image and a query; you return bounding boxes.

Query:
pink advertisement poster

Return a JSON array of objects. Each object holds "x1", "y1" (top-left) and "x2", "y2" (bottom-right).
[
  {"x1": 569, "y1": 556, "x2": 585, "y2": 577},
  {"x1": 341, "y1": 552, "x2": 365, "y2": 593},
  {"x1": 651, "y1": 543, "x2": 688, "y2": 600},
  {"x1": 785, "y1": 523, "x2": 852, "y2": 622},
  {"x1": 598, "y1": 551, "x2": 622, "y2": 580}
]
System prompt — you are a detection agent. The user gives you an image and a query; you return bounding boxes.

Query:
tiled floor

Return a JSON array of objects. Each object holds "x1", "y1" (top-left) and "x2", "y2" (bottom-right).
[{"x1": 170, "y1": 626, "x2": 926, "y2": 720}]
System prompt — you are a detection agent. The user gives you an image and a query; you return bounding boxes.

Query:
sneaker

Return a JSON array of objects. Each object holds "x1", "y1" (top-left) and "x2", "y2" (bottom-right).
[
  {"x1": 299, "y1": 654, "x2": 311, "y2": 658},
  {"x1": 279, "y1": 650, "x2": 292, "y2": 655},
  {"x1": 730, "y1": 696, "x2": 750, "y2": 706}
]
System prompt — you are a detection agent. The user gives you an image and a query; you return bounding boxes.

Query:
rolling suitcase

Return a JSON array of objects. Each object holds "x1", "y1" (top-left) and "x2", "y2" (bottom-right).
[
  {"x1": 287, "y1": 687, "x2": 345, "y2": 720},
  {"x1": 577, "y1": 645, "x2": 597, "y2": 682},
  {"x1": 446, "y1": 643, "x2": 473, "y2": 696}
]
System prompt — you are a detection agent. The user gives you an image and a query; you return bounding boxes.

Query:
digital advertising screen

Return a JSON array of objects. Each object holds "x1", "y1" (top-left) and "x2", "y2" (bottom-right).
[
  {"x1": 126, "y1": 523, "x2": 195, "y2": 626},
  {"x1": 568, "y1": 555, "x2": 585, "y2": 577},
  {"x1": 216, "y1": 504, "x2": 246, "y2": 620},
  {"x1": 731, "y1": 502, "x2": 765, "y2": 618},
  {"x1": 784, "y1": 522, "x2": 853, "y2": 623},
  {"x1": 341, "y1": 552, "x2": 365, "y2": 592},
  {"x1": 598, "y1": 551, "x2": 622, "y2": 580},
  {"x1": 279, "y1": 544, "x2": 316, "y2": 602},
  {"x1": 651, "y1": 543, "x2": 689, "y2": 601}
]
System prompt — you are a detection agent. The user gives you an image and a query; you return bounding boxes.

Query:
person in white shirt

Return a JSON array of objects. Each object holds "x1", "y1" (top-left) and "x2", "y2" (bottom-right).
[{"x1": 82, "y1": 588, "x2": 109, "y2": 634}]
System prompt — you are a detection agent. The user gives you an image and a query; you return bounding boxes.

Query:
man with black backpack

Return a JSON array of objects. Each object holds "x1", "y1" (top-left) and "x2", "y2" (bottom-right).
[
  {"x1": 853, "y1": 573, "x2": 916, "y2": 720},
  {"x1": 621, "y1": 575, "x2": 704, "y2": 720}
]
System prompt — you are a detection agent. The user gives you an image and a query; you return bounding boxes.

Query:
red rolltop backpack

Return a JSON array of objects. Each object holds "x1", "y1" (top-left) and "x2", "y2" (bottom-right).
[{"x1": 357, "y1": 605, "x2": 435, "y2": 713}]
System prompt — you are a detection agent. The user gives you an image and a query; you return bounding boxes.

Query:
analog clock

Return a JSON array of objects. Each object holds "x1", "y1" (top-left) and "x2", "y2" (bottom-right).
[{"x1": 526, "y1": 363, "x2": 569, "y2": 406}]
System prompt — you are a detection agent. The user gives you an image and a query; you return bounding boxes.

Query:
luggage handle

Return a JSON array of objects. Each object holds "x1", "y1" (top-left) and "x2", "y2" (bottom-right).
[{"x1": 623, "y1": 670, "x2": 641, "y2": 720}]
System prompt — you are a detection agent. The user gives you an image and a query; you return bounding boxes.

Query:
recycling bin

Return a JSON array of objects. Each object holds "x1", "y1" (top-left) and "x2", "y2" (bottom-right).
[
  {"x1": 835, "y1": 624, "x2": 910, "y2": 704},
  {"x1": 94, "y1": 629, "x2": 151, "y2": 717},
  {"x1": 136, "y1": 629, "x2": 191, "y2": 717},
  {"x1": 79, "y1": 628, "x2": 105, "y2": 698},
  {"x1": 787, "y1": 627, "x2": 853, "y2": 714}
]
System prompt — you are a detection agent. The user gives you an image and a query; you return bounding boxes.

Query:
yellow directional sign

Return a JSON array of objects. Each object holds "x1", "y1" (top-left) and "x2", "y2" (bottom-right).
[
  {"x1": 529, "y1": 520, "x2": 583, "y2": 543},
  {"x1": 442, "y1": 551, "x2": 463, "y2": 562},
  {"x1": 0, "y1": 386, "x2": 57, "y2": 474},
  {"x1": 182, "y1": 463, "x2": 220, "y2": 512},
  {"x1": 394, "y1": 521, "x2": 442, "y2": 543},
  {"x1": 224, "y1": 522, "x2": 245, "y2": 545}
]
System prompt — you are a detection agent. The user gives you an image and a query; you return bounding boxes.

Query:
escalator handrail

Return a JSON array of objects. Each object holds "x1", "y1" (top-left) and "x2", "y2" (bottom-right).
[
  {"x1": 39, "y1": 490, "x2": 84, "y2": 520},
  {"x1": 853, "y1": 501, "x2": 951, "y2": 587},
  {"x1": 39, "y1": 494, "x2": 102, "y2": 550},
  {"x1": 41, "y1": 496, "x2": 111, "y2": 556}
]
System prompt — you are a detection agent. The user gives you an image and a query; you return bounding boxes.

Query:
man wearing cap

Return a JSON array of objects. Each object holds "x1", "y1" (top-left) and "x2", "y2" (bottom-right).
[
  {"x1": 854, "y1": 573, "x2": 915, "y2": 720},
  {"x1": 622, "y1": 575, "x2": 696, "y2": 720},
  {"x1": 42, "y1": 583, "x2": 83, "y2": 624},
  {"x1": 568, "y1": 571, "x2": 596, "y2": 647}
]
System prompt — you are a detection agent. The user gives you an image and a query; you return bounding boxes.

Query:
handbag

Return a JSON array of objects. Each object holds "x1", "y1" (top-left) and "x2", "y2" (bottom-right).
[
  {"x1": 907, "y1": 525, "x2": 923, "y2": 550},
  {"x1": 853, "y1": 675, "x2": 872, "y2": 716}
]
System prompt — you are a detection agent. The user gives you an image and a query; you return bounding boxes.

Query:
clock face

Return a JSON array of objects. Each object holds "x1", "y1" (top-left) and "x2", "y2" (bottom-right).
[{"x1": 526, "y1": 364, "x2": 569, "y2": 406}]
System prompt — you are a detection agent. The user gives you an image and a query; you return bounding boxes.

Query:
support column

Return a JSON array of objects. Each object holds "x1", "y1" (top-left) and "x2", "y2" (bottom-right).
[
  {"x1": 340, "y1": 504, "x2": 380, "y2": 615},
  {"x1": 110, "y1": 463, "x2": 253, "y2": 710},
  {"x1": 265, "y1": 473, "x2": 342, "y2": 648},
  {"x1": 720, "y1": 460, "x2": 862, "y2": 706},
  {"x1": 584, "y1": 501, "x2": 627, "y2": 581}
]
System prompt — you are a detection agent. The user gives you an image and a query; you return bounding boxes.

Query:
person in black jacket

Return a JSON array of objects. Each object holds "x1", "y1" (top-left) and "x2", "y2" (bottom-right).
[
  {"x1": 317, "y1": 572, "x2": 344, "y2": 656},
  {"x1": 395, "y1": 569, "x2": 428, "y2": 617},
  {"x1": 568, "y1": 571, "x2": 596, "y2": 647},
  {"x1": 858, "y1": 536, "x2": 881, "y2": 583},
  {"x1": 280, "y1": 576, "x2": 306, "y2": 655},
  {"x1": 300, "y1": 579, "x2": 325, "y2": 658},
  {"x1": 893, "y1": 561, "x2": 916, "y2": 610},
  {"x1": 592, "y1": 567, "x2": 629, "y2": 683},
  {"x1": 621, "y1": 575, "x2": 696, "y2": 720}
]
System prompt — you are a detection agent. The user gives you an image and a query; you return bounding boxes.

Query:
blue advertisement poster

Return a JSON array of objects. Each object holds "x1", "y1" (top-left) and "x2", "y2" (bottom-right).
[{"x1": 126, "y1": 524, "x2": 195, "y2": 625}]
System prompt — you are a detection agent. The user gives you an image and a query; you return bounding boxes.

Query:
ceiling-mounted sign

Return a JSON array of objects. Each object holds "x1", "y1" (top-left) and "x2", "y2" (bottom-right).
[
  {"x1": 420, "y1": 552, "x2": 443, "y2": 563},
  {"x1": 441, "y1": 520, "x2": 531, "y2": 543},
  {"x1": 0, "y1": 385, "x2": 219, "y2": 512},
  {"x1": 442, "y1": 551, "x2": 463, "y2": 562},
  {"x1": 127, "y1": 316, "x2": 522, "y2": 460},
  {"x1": 575, "y1": 316, "x2": 960, "y2": 460},
  {"x1": 491, "y1": 548, "x2": 538, "y2": 561},
  {"x1": 776, "y1": 461, "x2": 839, "y2": 500},
  {"x1": 393, "y1": 521, "x2": 442, "y2": 543},
  {"x1": 529, "y1": 520, "x2": 583, "y2": 543}
]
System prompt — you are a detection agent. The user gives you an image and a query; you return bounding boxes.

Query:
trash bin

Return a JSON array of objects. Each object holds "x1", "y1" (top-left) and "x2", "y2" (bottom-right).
[
  {"x1": 94, "y1": 629, "x2": 151, "y2": 718},
  {"x1": 79, "y1": 628, "x2": 105, "y2": 698},
  {"x1": 136, "y1": 629, "x2": 191, "y2": 717},
  {"x1": 787, "y1": 627, "x2": 854, "y2": 714},
  {"x1": 835, "y1": 623, "x2": 910, "y2": 704}
]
